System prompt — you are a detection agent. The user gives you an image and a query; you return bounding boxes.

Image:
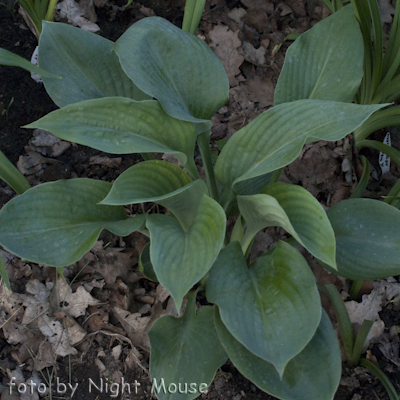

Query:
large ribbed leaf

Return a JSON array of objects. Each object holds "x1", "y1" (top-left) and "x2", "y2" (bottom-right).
[
  {"x1": 259, "y1": 183, "x2": 336, "y2": 269},
  {"x1": 326, "y1": 199, "x2": 400, "y2": 280},
  {"x1": 147, "y1": 195, "x2": 225, "y2": 312},
  {"x1": 101, "y1": 160, "x2": 208, "y2": 230},
  {"x1": 0, "y1": 179, "x2": 145, "y2": 267},
  {"x1": 114, "y1": 17, "x2": 229, "y2": 123},
  {"x1": 39, "y1": 22, "x2": 150, "y2": 107},
  {"x1": 215, "y1": 100, "x2": 385, "y2": 194},
  {"x1": 207, "y1": 241, "x2": 321, "y2": 376},
  {"x1": 149, "y1": 291, "x2": 227, "y2": 400},
  {"x1": 25, "y1": 99, "x2": 196, "y2": 165},
  {"x1": 0, "y1": 47, "x2": 58, "y2": 78},
  {"x1": 215, "y1": 309, "x2": 341, "y2": 400},
  {"x1": 274, "y1": 5, "x2": 363, "y2": 105}
]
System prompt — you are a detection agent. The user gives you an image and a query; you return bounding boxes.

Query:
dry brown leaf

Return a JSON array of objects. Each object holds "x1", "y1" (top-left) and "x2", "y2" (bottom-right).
[
  {"x1": 38, "y1": 314, "x2": 78, "y2": 357},
  {"x1": 3, "y1": 322, "x2": 35, "y2": 344},
  {"x1": 50, "y1": 281, "x2": 99, "y2": 318},
  {"x1": 243, "y1": 75, "x2": 274, "y2": 108},
  {"x1": 56, "y1": 0, "x2": 100, "y2": 31},
  {"x1": 240, "y1": 0, "x2": 274, "y2": 12},
  {"x1": 32, "y1": 340, "x2": 55, "y2": 371},
  {"x1": 85, "y1": 250, "x2": 138, "y2": 285},
  {"x1": 243, "y1": 9, "x2": 275, "y2": 33},
  {"x1": 287, "y1": 142, "x2": 341, "y2": 196},
  {"x1": 227, "y1": 7, "x2": 247, "y2": 24},
  {"x1": 89, "y1": 155, "x2": 122, "y2": 168},
  {"x1": 209, "y1": 25, "x2": 244, "y2": 86},
  {"x1": 285, "y1": 0, "x2": 306, "y2": 16},
  {"x1": 242, "y1": 42, "x2": 266, "y2": 65},
  {"x1": 54, "y1": 310, "x2": 87, "y2": 345},
  {"x1": 113, "y1": 307, "x2": 151, "y2": 352},
  {"x1": 139, "y1": 5, "x2": 156, "y2": 16},
  {"x1": 379, "y1": 0, "x2": 395, "y2": 23}
]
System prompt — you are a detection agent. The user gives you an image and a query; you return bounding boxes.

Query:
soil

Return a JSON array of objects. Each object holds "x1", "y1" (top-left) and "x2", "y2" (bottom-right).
[{"x1": 1, "y1": 1, "x2": 400, "y2": 399}]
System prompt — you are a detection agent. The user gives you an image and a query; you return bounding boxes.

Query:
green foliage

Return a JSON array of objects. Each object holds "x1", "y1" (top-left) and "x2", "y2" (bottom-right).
[
  {"x1": 15, "y1": 0, "x2": 58, "y2": 39},
  {"x1": 149, "y1": 291, "x2": 227, "y2": 400},
  {"x1": 0, "y1": 4, "x2": 399, "y2": 399},
  {"x1": 326, "y1": 199, "x2": 400, "y2": 280},
  {"x1": 113, "y1": 17, "x2": 229, "y2": 124},
  {"x1": 214, "y1": 309, "x2": 341, "y2": 400},
  {"x1": 0, "y1": 179, "x2": 145, "y2": 266},
  {"x1": 274, "y1": 4, "x2": 363, "y2": 104},
  {"x1": 207, "y1": 241, "x2": 321, "y2": 377}
]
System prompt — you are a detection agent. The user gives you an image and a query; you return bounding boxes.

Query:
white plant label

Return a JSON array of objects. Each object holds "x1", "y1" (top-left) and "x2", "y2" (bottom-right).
[
  {"x1": 379, "y1": 132, "x2": 391, "y2": 175},
  {"x1": 30, "y1": 46, "x2": 42, "y2": 83}
]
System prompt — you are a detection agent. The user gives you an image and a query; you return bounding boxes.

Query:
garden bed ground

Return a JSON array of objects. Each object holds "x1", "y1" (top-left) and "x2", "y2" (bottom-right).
[{"x1": 1, "y1": 0, "x2": 400, "y2": 399}]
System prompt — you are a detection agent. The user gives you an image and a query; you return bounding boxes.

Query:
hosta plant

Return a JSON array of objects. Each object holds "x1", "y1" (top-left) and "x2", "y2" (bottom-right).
[
  {"x1": 320, "y1": 0, "x2": 400, "y2": 208},
  {"x1": 1, "y1": 4, "x2": 400, "y2": 400}
]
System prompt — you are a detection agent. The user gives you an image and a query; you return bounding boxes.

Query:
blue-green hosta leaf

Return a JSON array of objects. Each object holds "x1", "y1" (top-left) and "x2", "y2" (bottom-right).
[
  {"x1": 25, "y1": 99, "x2": 196, "y2": 166},
  {"x1": 215, "y1": 100, "x2": 385, "y2": 194},
  {"x1": 39, "y1": 22, "x2": 150, "y2": 107},
  {"x1": 100, "y1": 160, "x2": 208, "y2": 230},
  {"x1": 215, "y1": 308, "x2": 341, "y2": 400},
  {"x1": 0, "y1": 179, "x2": 145, "y2": 267},
  {"x1": 147, "y1": 195, "x2": 226, "y2": 312},
  {"x1": 207, "y1": 241, "x2": 321, "y2": 376},
  {"x1": 274, "y1": 5, "x2": 363, "y2": 105},
  {"x1": 114, "y1": 17, "x2": 229, "y2": 123},
  {"x1": 326, "y1": 199, "x2": 400, "y2": 280},
  {"x1": 0, "y1": 47, "x2": 59, "y2": 79},
  {"x1": 149, "y1": 291, "x2": 227, "y2": 400},
  {"x1": 252, "y1": 182, "x2": 336, "y2": 269}
]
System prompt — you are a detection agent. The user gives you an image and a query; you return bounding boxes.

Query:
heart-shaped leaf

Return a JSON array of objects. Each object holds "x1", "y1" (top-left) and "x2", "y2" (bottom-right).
[
  {"x1": 114, "y1": 17, "x2": 229, "y2": 123},
  {"x1": 214, "y1": 308, "x2": 341, "y2": 400},
  {"x1": 100, "y1": 160, "x2": 208, "y2": 230},
  {"x1": 147, "y1": 195, "x2": 226, "y2": 312},
  {"x1": 149, "y1": 291, "x2": 227, "y2": 400},
  {"x1": 274, "y1": 5, "x2": 363, "y2": 105},
  {"x1": 326, "y1": 199, "x2": 400, "y2": 280},
  {"x1": 0, "y1": 179, "x2": 145, "y2": 267},
  {"x1": 237, "y1": 182, "x2": 335, "y2": 269},
  {"x1": 207, "y1": 241, "x2": 321, "y2": 376},
  {"x1": 25, "y1": 99, "x2": 196, "y2": 166},
  {"x1": 39, "y1": 22, "x2": 150, "y2": 107},
  {"x1": 215, "y1": 100, "x2": 385, "y2": 194}
]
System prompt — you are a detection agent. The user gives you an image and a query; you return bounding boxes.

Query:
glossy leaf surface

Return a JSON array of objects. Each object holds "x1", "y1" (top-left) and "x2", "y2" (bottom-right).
[
  {"x1": 207, "y1": 241, "x2": 321, "y2": 376},
  {"x1": 149, "y1": 291, "x2": 227, "y2": 400},
  {"x1": 0, "y1": 179, "x2": 145, "y2": 267},
  {"x1": 215, "y1": 309, "x2": 341, "y2": 400},
  {"x1": 326, "y1": 199, "x2": 400, "y2": 280},
  {"x1": 274, "y1": 5, "x2": 363, "y2": 105},
  {"x1": 147, "y1": 195, "x2": 225, "y2": 312},
  {"x1": 114, "y1": 17, "x2": 229, "y2": 123},
  {"x1": 215, "y1": 100, "x2": 385, "y2": 194},
  {"x1": 26, "y1": 99, "x2": 196, "y2": 166},
  {"x1": 101, "y1": 160, "x2": 208, "y2": 230},
  {"x1": 39, "y1": 22, "x2": 149, "y2": 107}
]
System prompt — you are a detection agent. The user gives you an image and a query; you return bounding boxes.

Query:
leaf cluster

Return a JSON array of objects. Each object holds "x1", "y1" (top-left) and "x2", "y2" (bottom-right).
[{"x1": 0, "y1": 5, "x2": 400, "y2": 400}]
